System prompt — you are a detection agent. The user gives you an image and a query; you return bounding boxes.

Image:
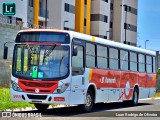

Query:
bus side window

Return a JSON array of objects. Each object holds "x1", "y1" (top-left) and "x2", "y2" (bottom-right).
[{"x1": 72, "y1": 45, "x2": 84, "y2": 76}]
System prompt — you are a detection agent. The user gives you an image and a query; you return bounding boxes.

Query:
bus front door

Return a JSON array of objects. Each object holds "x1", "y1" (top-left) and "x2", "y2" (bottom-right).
[{"x1": 70, "y1": 44, "x2": 85, "y2": 104}]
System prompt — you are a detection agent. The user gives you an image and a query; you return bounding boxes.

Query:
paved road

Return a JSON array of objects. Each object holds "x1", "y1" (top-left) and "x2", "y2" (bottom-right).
[{"x1": 13, "y1": 99, "x2": 160, "y2": 119}]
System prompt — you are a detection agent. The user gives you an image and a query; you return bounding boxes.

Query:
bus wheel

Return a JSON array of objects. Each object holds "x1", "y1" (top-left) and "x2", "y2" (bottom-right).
[
  {"x1": 82, "y1": 90, "x2": 94, "y2": 112},
  {"x1": 130, "y1": 88, "x2": 139, "y2": 106},
  {"x1": 34, "y1": 103, "x2": 49, "y2": 111}
]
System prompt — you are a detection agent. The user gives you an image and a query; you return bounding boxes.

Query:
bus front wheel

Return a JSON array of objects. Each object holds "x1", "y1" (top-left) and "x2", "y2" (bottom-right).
[
  {"x1": 82, "y1": 90, "x2": 94, "y2": 112},
  {"x1": 34, "y1": 103, "x2": 49, "y2": 111}
]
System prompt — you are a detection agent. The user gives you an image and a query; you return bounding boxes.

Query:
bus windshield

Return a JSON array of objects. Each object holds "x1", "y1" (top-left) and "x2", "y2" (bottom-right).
[{"x1": 12, "y1": 44, "x2": 70, "y2": 80}]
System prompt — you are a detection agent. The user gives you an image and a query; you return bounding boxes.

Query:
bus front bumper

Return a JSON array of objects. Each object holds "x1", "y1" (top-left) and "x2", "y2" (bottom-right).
[{"x1": 10, "y1": 88, "x2": 71, "y2": 105}]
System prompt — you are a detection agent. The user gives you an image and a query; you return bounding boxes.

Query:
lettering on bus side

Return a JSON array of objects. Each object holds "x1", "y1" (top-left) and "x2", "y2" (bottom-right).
[{"x1": 100, "y1": 77, "x2": 116, "y2": 83}]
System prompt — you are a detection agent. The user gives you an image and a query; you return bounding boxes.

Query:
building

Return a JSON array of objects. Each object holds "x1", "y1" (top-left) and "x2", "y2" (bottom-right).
[
  {"x1": 0, "y1": 0, "x2": 137, "y2": 46},
  {"x1": 113, "y1": 0, "x2": 137, "y2": 46}
]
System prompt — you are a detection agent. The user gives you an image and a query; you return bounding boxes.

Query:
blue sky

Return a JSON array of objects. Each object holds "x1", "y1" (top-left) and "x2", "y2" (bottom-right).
[{"x1": 138, "y1": 0, "x2": 160, "y2": 51}]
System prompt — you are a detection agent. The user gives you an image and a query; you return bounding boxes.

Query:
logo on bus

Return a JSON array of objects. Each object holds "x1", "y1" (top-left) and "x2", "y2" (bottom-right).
[
  {"x1": 35, "y1": 88, "x2": 39, "y2": 93},
  {"x1": 100, "y1": 77, "x2": 116, "y2": 83}
]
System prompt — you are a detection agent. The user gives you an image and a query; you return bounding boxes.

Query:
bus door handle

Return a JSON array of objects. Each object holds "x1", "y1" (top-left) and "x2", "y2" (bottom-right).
[{"x1": 82, "y1": 77, "x2": 85, "y2": 85}]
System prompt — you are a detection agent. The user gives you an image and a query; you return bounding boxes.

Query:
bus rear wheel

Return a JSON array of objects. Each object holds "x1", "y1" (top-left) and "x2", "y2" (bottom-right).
[
  {"x1": 34, "y1": 103, "x2": 49, "y2": 111},
  {"x1": 129, "y1": 87, "x2": 139, "y2": 106},
  {"x1": 82, "y1": 90, "x2": 94, "y2": 112}
]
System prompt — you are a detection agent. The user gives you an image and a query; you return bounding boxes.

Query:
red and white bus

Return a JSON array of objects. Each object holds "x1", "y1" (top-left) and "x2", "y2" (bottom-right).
[{"x1": 4, "y1": 29, "x2": 157, "y2": 112}]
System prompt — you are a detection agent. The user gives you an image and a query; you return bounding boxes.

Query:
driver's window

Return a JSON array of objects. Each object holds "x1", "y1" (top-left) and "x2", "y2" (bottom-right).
[{"x1": 72, "y1": 45, "x2": 84, "y2": 76}]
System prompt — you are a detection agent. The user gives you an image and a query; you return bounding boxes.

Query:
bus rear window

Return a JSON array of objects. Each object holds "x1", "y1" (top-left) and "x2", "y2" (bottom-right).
[{"x1": 15, "y1": 32, "x2": 70, "y2": 43}]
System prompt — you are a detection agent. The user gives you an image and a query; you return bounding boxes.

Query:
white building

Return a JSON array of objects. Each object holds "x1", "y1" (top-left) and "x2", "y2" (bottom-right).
[{"x1": 0, "y1": 0, "x2": 137, "y2": 46}]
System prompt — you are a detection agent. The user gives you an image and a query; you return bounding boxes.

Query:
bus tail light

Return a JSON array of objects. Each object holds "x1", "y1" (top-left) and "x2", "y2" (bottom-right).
[
  {"x1": 11, "y1": 81, "x2": 22, "y2": 92},
  {"x1": 53, "y1": 83, "x2": 69, "y2": 94}
]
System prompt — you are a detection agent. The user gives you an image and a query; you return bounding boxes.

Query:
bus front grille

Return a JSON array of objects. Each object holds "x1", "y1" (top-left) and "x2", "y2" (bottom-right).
[{"x1": 27, "y1": 94, "x2": 47, "y2": 100}]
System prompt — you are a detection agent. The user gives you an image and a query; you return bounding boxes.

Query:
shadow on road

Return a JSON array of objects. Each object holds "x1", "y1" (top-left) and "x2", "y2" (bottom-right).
[{"x1": 16, "y1": 102, "x2": 153, "y2": 117}]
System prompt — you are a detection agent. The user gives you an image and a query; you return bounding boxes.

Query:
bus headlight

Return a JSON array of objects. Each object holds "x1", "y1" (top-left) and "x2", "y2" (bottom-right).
[
  {"x1": 53, "y1": 83, "x2": 69, "y2": 94},
  {"x1": 11, "y1": 81, "x2": 22, "y2": 92}
]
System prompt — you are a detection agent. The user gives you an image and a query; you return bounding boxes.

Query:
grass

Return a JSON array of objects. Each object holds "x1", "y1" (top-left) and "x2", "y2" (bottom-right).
[
  {"x1": 152, "y1": 92, "x2": 160, "y2": 98},
  {"x1": 0, "y1": 88, "x2": 34, "y2": 111}
]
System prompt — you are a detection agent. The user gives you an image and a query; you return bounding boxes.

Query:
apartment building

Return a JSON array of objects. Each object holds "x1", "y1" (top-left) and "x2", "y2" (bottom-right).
[
  {"x1": 113, "y1": 0, "x2": 137, "y2": 46},
  {"x1": 0, "y1": 0, "x2": 137, "y2": 46}
]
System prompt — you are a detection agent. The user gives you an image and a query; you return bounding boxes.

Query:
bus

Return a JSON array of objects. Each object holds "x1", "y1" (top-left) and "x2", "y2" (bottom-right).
[{"x1": 3, "y1": 29, "x2": 157, "y2": 112}]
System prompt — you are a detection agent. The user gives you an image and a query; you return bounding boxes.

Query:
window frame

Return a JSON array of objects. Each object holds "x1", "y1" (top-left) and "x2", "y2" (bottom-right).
[{"x1": 85, "y1": 42, "x2": 96, "y2": 68}]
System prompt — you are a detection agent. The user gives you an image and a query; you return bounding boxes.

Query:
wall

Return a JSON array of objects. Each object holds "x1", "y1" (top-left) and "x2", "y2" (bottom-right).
[{"x1": 0, "y1": 23, "x2": 22, "y2": 87}]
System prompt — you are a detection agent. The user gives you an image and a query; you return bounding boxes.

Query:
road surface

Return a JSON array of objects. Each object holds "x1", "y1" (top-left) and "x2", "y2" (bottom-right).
[{"x1": 12, "y1": 99, "x2": 160, "y2": 119}]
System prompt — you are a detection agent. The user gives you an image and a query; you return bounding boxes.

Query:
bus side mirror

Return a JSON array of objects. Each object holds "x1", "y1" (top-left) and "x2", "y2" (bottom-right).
[
  {"x1": 3, "y1": 46, "x2": 8, "y2": 59},
  {"x1": 73, "y1": 46, "x2": 77, "y2": 56}
]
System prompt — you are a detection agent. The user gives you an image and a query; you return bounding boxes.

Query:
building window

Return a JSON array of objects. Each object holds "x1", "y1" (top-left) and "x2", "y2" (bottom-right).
[
  {"x1": 104, "y1": 36, "x2": 107, "y2": 39},
  {"x1": 91, "y1": 14, "x2": 108, "y2": 23},
  {"x1": 64, "y1": 27, "x2": 69, "y2": 30},
  {"x1": 29, "y1": 0, "x2": 33, "y2": 7},
  {"x1": 84, "y1": 19, "x2": 86, "y2": 26},
  {"x1": 110, "y1": 3, "x2": 113, "y2": 10},
  {"x1": 64, "y1": 3, "x2": 75, "y2": 14},
  {"x1": 104, "y1": 16, "x2": 108, "y2": 23},
  {"x1": 124, "y1": 23, "x2": 137, "y2": 32},
  {"x1": 85, "y1": 0, "x2": 87, "y2": 5},
  {"x1": 129, "y1": 6, "x2": 131, "y2": 11},
  {"x1": 110, "y1": 22, "x2": 112, "y2": 28},
  {"x1": 102, "y1": 0, "x2": 108, "y2": 3},
  {"x1": 64, "y1": 3, "x2": 69, "y2": 12}
]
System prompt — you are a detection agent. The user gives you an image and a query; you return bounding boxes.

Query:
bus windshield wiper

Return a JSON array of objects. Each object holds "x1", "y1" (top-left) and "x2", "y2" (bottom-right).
[
  {"x1": 26, "y1": 43, "x2": 33, "y2": 55},
  {"x1": 44, "y1": 44, "x2": 56, "y2": 58}
]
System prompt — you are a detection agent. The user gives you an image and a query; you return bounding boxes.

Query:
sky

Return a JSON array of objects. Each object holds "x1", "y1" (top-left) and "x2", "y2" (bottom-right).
[{"x1": 138, "y1": 0, "x2": 160, "y2": 51}]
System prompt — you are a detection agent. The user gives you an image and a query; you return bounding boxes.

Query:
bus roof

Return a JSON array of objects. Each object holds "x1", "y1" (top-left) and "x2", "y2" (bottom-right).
[
  {"x1": 18, "y1": 29, "x2": 156, "y2": 56},
  {"x1": 72, "y1": 31, "x2": 156, "y2": 56}
]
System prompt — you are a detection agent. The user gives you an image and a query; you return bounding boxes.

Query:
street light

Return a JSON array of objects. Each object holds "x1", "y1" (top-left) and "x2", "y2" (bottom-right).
[
  {"x1": 63, "y1": 20, "x2": 69, "y2": 30},
  {"x1": 145, "y1": 40, "x2": 149, "y2": 49}
]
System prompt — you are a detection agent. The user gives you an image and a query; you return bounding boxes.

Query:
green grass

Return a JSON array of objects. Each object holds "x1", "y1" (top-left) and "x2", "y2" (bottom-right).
[
  {"x1": 0, "y1": 88, "x2": 34, "y2": 111},
  {"x1": 152, "y1": 92, "x2": 160, "y2": 98}
]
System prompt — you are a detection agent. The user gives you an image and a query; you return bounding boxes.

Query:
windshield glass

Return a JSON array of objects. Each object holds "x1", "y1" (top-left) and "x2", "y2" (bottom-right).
[{"x1": 13, "y1": 44, "x2": 70, "y2": 80}]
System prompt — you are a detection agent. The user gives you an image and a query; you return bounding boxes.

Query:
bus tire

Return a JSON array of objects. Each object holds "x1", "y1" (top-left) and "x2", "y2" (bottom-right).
[
  {"x1": 34, "y1": 103, "x2": 49, "y2": 111},
  {"x1": 130, "y1": 87, "x2": 139, "y2": 106},
  {"x1": 82, "y1": 90, "x2": 94, "y2": 112}
]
